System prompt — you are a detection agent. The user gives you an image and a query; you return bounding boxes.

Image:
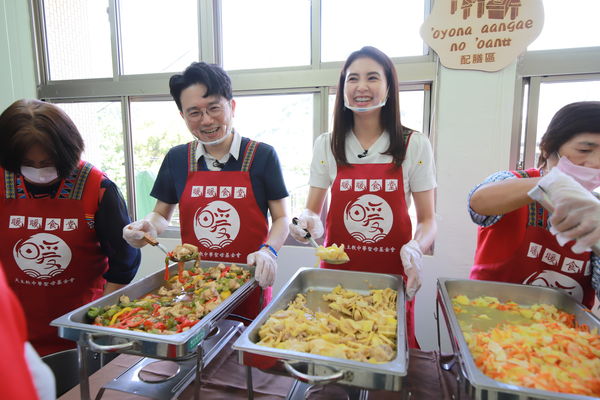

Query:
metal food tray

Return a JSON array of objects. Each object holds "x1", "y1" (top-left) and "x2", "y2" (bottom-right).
[
  {"x1": 233, "y1": 267, "x2": 407, "y2": 391},
  {"x1": 51, "y1": 260, "x2": 256, "y2": 360},
  {"x1": 437, "y1": 278, "x2": 600, "y2": 400}
]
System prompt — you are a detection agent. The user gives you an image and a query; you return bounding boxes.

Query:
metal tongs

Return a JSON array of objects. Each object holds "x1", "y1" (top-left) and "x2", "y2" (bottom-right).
[
  {"x1": 292, "y1": 217, "x2": 348, "y2": 264},
  {"x1": 528, "y1": 185, "x2": 600, "y2": 254}
]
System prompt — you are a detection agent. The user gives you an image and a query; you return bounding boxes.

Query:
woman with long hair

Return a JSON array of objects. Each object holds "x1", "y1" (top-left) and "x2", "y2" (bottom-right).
[{"x1": 290, "y1": 46, "x2": 437, "y2": 348}]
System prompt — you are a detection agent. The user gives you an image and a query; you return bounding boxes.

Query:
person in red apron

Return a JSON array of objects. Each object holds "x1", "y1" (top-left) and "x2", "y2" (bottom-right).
[
  {"x1": 0, "y1": 100, "x2": 141, "y2": 356},
  {"x1": 469, "y1": 101, "x2": 600, "y2": 308},
  {"x1": 0, "y1": 262, "x2": 55, "y2": 400},
  {"x1": 289, "y1": 47, "x2": 437, "y2": 348},
  {"x1": 123, "y1": 62, "x2": 289, "y2": 320}
]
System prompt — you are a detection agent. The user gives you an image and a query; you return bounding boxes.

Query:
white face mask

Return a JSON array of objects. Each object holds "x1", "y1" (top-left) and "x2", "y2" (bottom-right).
[
  {"x1": 556, "y1": 155, "x2": 600, "y2": 191},
  {"x1": 195, "y1": 126, "x2": 233, "y2": 146},
  {"x1": 343, "y1": 92, "x2": 388, "y2": 113},
  {"x1": 20, "y1": 166, "x2": 59, "y2": 184}
]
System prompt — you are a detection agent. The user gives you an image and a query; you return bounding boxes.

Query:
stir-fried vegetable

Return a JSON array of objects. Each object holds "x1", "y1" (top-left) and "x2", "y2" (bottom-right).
[
  {"x1": 453, "y1": 295, "x2": 600, "y2": 397},
  {"x1": 88, "y1": 263, "x2": 250, "y2": 334},
  {"x1": 164, "y1": 244, "x2": 200, "y2": 281}
]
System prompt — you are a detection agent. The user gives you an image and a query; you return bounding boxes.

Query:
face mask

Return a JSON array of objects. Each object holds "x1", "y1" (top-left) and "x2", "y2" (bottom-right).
[
  {"x1": 556, "y1": 155, "x2": 600, "y2": 191},
  {"x1": 343, "y1": 92, "x2": 388, "y2": 113},
  {"x1": 194, "y1": 126, "x2": 232, "y2": 146},
  {"x1": 20, "y1": 166, "x2": 59, "y2": 184}
]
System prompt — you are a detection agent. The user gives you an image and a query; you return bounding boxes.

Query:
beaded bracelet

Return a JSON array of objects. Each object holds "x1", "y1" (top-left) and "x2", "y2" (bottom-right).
[{"x1": 259, "y1": 243, "x2": 278, "y2": 257}]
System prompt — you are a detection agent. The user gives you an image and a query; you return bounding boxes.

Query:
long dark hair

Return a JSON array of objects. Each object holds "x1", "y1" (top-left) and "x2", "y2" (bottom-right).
[
  {"x1": 331, "y1": 46, "x2": 410, "y2": 167},
  {"x1": 537, "y1": 101, "x2": 600, "y2": 168},
  {"x1": 0, "y1": 99, "x2": 84, "y2": 178}
]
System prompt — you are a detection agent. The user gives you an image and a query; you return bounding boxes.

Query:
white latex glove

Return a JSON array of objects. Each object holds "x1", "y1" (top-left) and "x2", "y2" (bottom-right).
[
  {"x1": 289, "y1": 209, "x2": 324, "y2": 244},
  {"x1": 538, "y1": 168, "x2": 600, "y2": 253},
  {"x1": 25, "y1": 342, "x2": 55, "y2": 400},
  {"x1": 122, "y1": 212, "x2": 169, "y2": 248},
  {"x1": 399, "y1": 240, "x2": 423, "y2": 301},
  {"x1": 247, "y1": 248, "x2": 277, "y2": 288}
]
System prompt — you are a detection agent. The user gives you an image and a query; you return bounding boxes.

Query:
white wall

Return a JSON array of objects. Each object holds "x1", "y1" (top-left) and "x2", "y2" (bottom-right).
[
  {"x1": 0, "y1": 0, "x2": 36, "y2": 109},
  {"x1": 2, "y1": 1, "x2": 521, "y2": 351}
]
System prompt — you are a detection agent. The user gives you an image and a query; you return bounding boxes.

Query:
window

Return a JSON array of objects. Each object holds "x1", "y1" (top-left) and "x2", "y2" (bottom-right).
[
  {"x1": 533, "y1": 80, "x2": 600, "y2": 166},
  {"x1": 528, "y1": 0, "x2": 600, "y2": 51},
  {"x1": 221, "y1": 0, "x2": 311, "y2": 70},
  {"x1": 234, "y1": 93, "x2": 313, "y2": 218},
  {"x1": 130, "y1": 100, "x2": 190, "y2": 223},
  {"x1": 321, "y1": 0, "x2": 427, "y2": 62},
  {"x1": 32, "y1": 0, "x2": 435, "y2": 231},
  {"x1": 54, "y1": 102, "x2": 126, "y2": 197},
  {"x1": 43, "y1": 0, "x2": 112, "y2": 80},
  {"x1": 120, "y1": 0, "x2": 199, "y2": 75},
  {"x1": 519, "y1": 78, "x2": 600, "y2": 170}
]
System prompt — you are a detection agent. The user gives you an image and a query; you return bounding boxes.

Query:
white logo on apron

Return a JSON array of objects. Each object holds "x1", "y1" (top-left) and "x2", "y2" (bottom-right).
[
  {"x1": 193, "y1": 200, "x2": 240, "y2": 249},
  {"x1": 343, "y1": 194, "x2": 393, "y2": 244},
  {"x1": 523, "y1": 270, "x2": 584, "y2": 303},
  {"x1": 12, "y1": 233, "x2": 72, "y2": 280}
]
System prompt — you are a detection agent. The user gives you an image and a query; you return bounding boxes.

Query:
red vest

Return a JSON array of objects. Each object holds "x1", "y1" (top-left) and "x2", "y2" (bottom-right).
[
  {"x1": 0, "y1": 162, "x2": 108, "y2": 356},
  {"x1": 0, "y1": 266, "x2": 39, "y2": 399},
  {"x1": 179, "y1": 141, "x2": 271, "y2": 319},
  {"x1": 323, "y1": 134, "x2": 418, "y2": 348},
  {"x1": 471, "y1": 168, "x2": 594, "y2": 307}
]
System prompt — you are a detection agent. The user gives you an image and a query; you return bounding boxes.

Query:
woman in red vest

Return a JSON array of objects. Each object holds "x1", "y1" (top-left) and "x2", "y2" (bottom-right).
[
  {"x1": 469, "y1": 101, "x2": 600, "y2": 307},
  {"x1": 289, "y1": 47, "x2": 437, "y2": 348},
  {"x1": 0, "y1": 100, "x2": 141, "y2": 356}
]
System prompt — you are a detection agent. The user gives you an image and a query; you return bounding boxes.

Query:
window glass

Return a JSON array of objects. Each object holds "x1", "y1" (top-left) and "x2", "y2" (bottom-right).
[
  {"x1": 233, "y1": 94, "x2": 313, "y2": 218},
  {"x1": 120, "y1": 0, "x2": 199, "y2": 75},
  {"x1": 55, "y1": 102, "x2": 126, "y2": 198},
  {"x1": 130, "y1": 101, "x2": 190, "y2": 225},
  {"x1": 321, "y1": 0, "x2": 425, "y2": 62},
  {"x1": 528, "y1": 1, "x2": 600, "y2": 50},
  {"x1": 43, "y1": 0, "x2": 112, "y2": 80},
  {"x1": 221, "y1": 0, "x2": 311, "y2": 70},
  {"x1": 534, "y1": 80, "x2": 600, "y2": 163}
]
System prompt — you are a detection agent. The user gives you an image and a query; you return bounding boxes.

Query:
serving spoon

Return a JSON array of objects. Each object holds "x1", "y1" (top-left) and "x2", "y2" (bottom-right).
[{"x1": 292, "y1": 217, "x2": 348, "y2": 265}]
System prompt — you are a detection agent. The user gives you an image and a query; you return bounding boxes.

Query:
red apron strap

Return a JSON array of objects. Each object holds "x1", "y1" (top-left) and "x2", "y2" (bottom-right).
[
  {"x1": 241, "y1": 140, "x2": 259, "y2": 172},
  {"x1": 188, "y1": 141, "x2": 198, "y2": 173},
  {"x1": 1, "y1": 168, "x2": 13, "y2": 199},
  {"x1": 78, "y1": 163, "x2": 104, "y2": 222}
]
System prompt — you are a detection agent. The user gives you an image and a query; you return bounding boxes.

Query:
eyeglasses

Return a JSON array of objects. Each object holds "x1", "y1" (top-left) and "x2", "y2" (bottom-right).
[{"x1": 185, "y1": 102, "x2": 228, "y2": 121}]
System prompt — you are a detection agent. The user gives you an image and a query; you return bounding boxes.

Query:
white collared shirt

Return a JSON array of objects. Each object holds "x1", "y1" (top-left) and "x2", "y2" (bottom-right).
[
  {"x1": 194, "y1": 130, "x2": 242, "y2": 171},
  {"x1": 309, "y1": 130, "x2": 436, "y2": 207}
]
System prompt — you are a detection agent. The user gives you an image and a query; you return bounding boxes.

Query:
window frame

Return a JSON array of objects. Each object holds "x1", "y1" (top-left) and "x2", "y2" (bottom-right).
[
  {"x1": 513, "y1": 46, "x2": 600, "y2": 170},
  {"x1": 28, "y1": 0, "x2": 437, "y2": 241}
]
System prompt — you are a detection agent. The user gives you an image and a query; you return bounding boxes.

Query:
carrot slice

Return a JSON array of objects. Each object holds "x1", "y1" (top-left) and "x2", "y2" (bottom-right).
[{"x1": 178, "y1": 261, "x2": 185, "y2": 283}]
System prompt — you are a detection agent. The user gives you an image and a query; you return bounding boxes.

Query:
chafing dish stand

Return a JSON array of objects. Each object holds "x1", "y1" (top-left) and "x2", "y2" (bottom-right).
[{"x1": 78, "y1": 319, "x2": 243, "y2": 400}]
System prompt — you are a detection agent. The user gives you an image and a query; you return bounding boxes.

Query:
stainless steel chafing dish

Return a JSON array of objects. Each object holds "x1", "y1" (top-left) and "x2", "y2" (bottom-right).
[
  {"x1": 233, "y1": 267, "x2": 407, "y2": 392},
  {"x1": 437, "y1": 278, "x2": 600, "y2": 400},
  {"x1": 51, "y1": 260, "x2": 257, "y2": 360}
]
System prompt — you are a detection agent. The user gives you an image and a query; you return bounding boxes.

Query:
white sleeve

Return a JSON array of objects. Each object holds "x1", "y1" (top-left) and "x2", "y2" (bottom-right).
[
  {"x1": 405, "y1": 132, "x2": 436, "y2": 192},
  {"x1": 308, "y1": 133, "x2": 333, "y2": 189},
  {"x1": 25, "y1": 342, "x2": 56, "y2": 400}
]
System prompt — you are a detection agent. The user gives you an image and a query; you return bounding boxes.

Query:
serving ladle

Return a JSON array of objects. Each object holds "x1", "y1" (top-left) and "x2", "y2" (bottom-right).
[{"x1": 291, "y1": 217, "x2": 348, "y2": 265}]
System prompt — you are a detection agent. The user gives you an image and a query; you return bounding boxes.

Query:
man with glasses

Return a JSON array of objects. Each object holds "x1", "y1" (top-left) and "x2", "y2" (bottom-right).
[{"x1": 123, "y1": 62, "x2": 289, "y2": 318}]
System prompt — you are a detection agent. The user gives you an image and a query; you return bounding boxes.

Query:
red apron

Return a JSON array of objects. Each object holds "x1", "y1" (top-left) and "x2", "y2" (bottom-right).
[
  {"x1": 0, "y1": 162, "x2": 108, "y2": 356},
  {"x1": 179, "y1": 141, "x2": 271, "y2": 319},
  {"x1": 471, "y1": 168, "x2": 594, "y2": 308},
  {"x1": 323, "y1": 151, "x2": 418, "y2": 348},
  {"x1": 0, "y1": 266, "x2": 39, "y2": 399}
]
